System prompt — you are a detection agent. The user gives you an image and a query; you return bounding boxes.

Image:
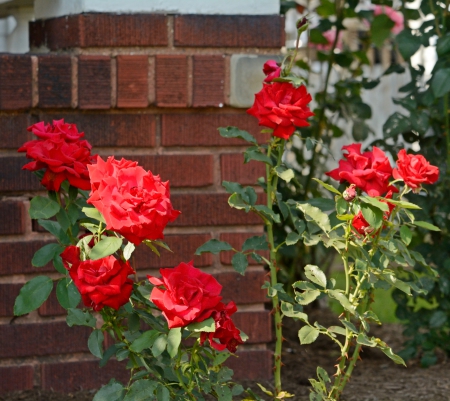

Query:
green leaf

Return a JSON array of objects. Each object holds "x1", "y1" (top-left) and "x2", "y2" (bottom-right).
[
  {"x1": 186, "y1": 317, "x2": 215, "y2": 333},
  {"x1": 89, "y1": 237, "x2": 123, "y2": 260},
  {"x1": 195, "y1": 239, "x2": 233, "y2": 255},
  {"x1": 242, "y1": 235, "x2": 268, "y2": 251},
  {"x1": 218, "y1": 126, "x2": 257, "y2": 144},
  {"x1": 281, "y1": 301, "x2": 308, "y2": 321},
  {"x1": 53, "y1": 254, "x2": 66, "y2": 274},
  {"x1": 29, "y1": 196, "x2": 60, "y2": 219},
  {"x1": 88, "y1": 330, "x2": 104, "y2": 359},
  {"x1": 357, "y1": 333, "x2": 377, "y2": 347},
  {"x1": 304, "y1": 265, "x2": 327, "y2": 288},
  {"x1": 66, "y1": 308, "x2": 96, "y2": 328},
  {"x1": 123, "y1": 380, "x2": 158, "y2": 401},
  {"x1": 82, "y1": 207, "x2": 106, "y2": 224},
  {"x1": 32, "y1": 243, "x2": 65, "y2": 267},
  {"x1": 379, "y1": 345, "x2": 405, "y2": 365},
  {"x1": 232, "y1": 252, "x2": 248, "y2": 275},
  {"x1": 340, "y1": 320, "x2": 358, "y2": 334},
  {"x1": 14, "y1": 276, "x2": 53, "y2": 316},
  {"x1": 37, "y1": 219, "x2": 71, "y2": 244},
  {"x1": 228, "y1": 193, "x2": 250, "y2": 212},
  {"x1": 312, "y1": 178, "x2": 341, "y2": 195},
  {"x1": 382, "y1": 273, "x2": 411, "y2": 295},
  {"x1": 156, "y1": 386, "x2": 169, "y2": 401},
  {"x1": 93, "y1": 380, "x2": 125, "y2": 401},
  {"x1": 383, "y1": 112, "x2": 410, "y2": 138},
  {"x1": 429, "y1": 310, "x2": 447, "y2": 328},
  {"x1": 327, "y1": 326, "x2": 347, "y2": 336},
  {"x1": 299, "y1": 326, "x2": 319, "y2": 345},
  {"x1": 275, "y1": 166, "x2": 294, "y2": 183},
  {"x1": 222, "y1": 180, "x2": 243, "y2": 194},
  {"x1": 437, "y1": 33, "x2": 450, "y2": 57},
  {"x1": 296, "y1": 203, "x2": 331, "y2": 233},
  {"x1": 253, "y1": 205, "x2": 280, "y2": 223},
  {"x1": 395, "y1": 30, "x2": 422, "y2": 59},
  {"x1": 400, "y1": 225, "x2": 412, "y2": 245},
  {"x1": 359, "y1": 196, "x2": 389, "y2": 212},
  {"x1": 371, "y1": 14, "x2": 395, "y2": 47},
  {"x1": 213, "y1": 352, "x2": 231, "y2": 367},
  {"x1": 56, "y1": 278, "x2": 81, "y2": 309},
  {"x1": 129, "y1": 330, "x2": 159, "y2": 353},
  {"x1": 56, "y1": 208, "x2": 71, "y2": 232},
  {"x1": 413, "y1": 221, "x2": 440, "y2": 231},
  {"x1": 361, "y1": 203, "x2": 383, "y2": 229},
  {"x1": 431, "y1": 68, "x2": 450, "y2": 98},
  {"x1": 286, "y1": 232, "x2": 301, "y2": 246},
  {"x1": 152, "y1": 335, "x2": 167, "y2": 357},
  {"x1": 385, "y1": 199, "x2": 420, "y2": 209},
  {"x1": 295, "y1": 290, "x2": 321, "y2": 305},
  {"x1": 328, "y1": 290, "x2": 356, "y2": 314},
  {"x1": 167, "y1": 328, "x2": 182, "y2": 358},
  {"x1": 123, "y1": 242, "x2": 135, "y2": 261},
  {"x1": 244, "y1": 147, "x2": 273, "y2": 166}
]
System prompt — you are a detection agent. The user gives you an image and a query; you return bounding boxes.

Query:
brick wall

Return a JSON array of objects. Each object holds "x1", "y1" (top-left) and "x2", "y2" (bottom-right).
[{"x1": 0, "y1": 13, "x2": 284, "y2": 393}]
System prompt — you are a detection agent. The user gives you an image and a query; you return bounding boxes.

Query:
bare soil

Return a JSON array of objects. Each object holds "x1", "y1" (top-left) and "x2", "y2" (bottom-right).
[{"x1": 2, "y1": 307, "x2": 450, "y2": 401}]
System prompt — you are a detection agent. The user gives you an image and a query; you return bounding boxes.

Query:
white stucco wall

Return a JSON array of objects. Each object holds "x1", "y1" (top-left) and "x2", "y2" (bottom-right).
[{"x1": 34, "y1": 0, "x2": 280, "y2": 19}]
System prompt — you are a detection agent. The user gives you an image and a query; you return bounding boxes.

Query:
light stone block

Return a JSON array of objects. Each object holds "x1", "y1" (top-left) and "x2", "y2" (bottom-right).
[{"x1": 230, "y1": 54, "x2": 282, "y2": 108}]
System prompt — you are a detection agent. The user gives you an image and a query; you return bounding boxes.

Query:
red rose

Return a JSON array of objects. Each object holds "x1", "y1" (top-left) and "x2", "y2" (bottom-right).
[
  {"x1": 326, "y1": 143, "x2": 397, "y2": 197},
  {"x1": 18, "y1": 119, "x2": 95, "y2": 191},
  {"x1": 87, "y1": 156, "x2": 180, "y2": 245},
  {"x1": 393, "y1": 149, "x2": 439, "y2": 190},
  {"x1": 148, "y1": 261, "x2": 223, "y2": 329},
  {"x1": 262, "y1": 60, "x2": 281, "y2": 83},
  {"x1": 343, "y1": 184, "x2": 357, "y2": 202},
  {"x1": 352, "y1": 192, "x2": 395, "y2": 235},
  {"x1": 60, "y1": 245, "x2": 81, "y2": 270},
  {"x1": 67, "y1": 253, "x2": 135, "y2": 311},
  {"x1": 200, "y1": 301, "x2": 244, "y2": 353},
  {"x1": 247, "y1": 82, "x2": 314, "y2": 139}
]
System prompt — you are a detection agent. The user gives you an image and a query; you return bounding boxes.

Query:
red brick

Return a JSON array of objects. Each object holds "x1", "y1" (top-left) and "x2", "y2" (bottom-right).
[
  {"x1": 116, "y1": 55, "x2": 149, "y2": 108},
  {"x1": 30, "y1": 14, "x2": 168, "y2": 50},
  {"x1": 219, "y1": 232, "x2": 268, "y2": 266},
  {"x1": 161, "y1": 113, "x2": 265, "y2": 147},
  {"x1": 155, "y1": 55, "x2": 188, "y2": 107},
  {"x1": 227, "y1": 349, "x2": 272, "y2": 380},
  {"x1": 78, "y1": 56, "x2": 111, "y2": 109},
  {"x1": 234, "y1": 311, "x2": 272, "y2": 344},
  {"x1": 0, "y1": 365, "x2": 34, "y2": 392},
  {"x1": 0, "y1": 114, "x2": 36, "y2": 149},
  {"x1": 39, "y1": 113, "x2": 156, "y2": 147},
  {"x1": 174, "y1": 15, "x2": 285, "y2": 48},
  {"x1": 0, "y1": 321, "x2": 89, "y2": 358},
  {"x1": 0, "y1": 201, "x2": 26, "y2": 235},
  {"x1": 216, "y1": 270, "x2": 267, "y2": 304},
  {"x1": 192, "y1": 55, "x2": 225, "y2": 107},
  {"x1": 41, "y1": 360, "x2": 129, "y2": 392},
  {"x1": 0, "y1": 240, "x2": 55, "y2": 276},
  {"x1": 0, "y1": 55, "x2": 32, "y2": 110},
  {"x1": 38, "y1": 55, "x2": 72, "y2": 108},
  {"x1": 134, "y1": 234, "x2": 212, "y2": 270},
  {"x1": 0, "y1": 283, "x2": 22, "y2": 317},
  {"x1": 221, "y1": 153, "x2": 266, "y2": 185},
  {"x1": 0, "y1": 156, "x2": 43, "y2": 192},
  {"x1": 38, "y1": 289, "x2": 66, "y2": 317},
  {"x1": 127, "y1": 154, "x2": 213, "y2": 188},
  {"x1": 170, "y1": 193, "x2": 262, "y2": 226}
]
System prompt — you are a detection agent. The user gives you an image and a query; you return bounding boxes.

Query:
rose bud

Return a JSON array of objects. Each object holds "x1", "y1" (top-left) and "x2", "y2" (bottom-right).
[{"x1": 343, "y1": 184, "x2": 357, "y2": 202}]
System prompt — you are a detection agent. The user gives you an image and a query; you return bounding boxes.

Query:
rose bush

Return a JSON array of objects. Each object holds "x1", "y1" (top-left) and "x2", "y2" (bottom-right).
[
  {"x1": 148, "y1": 261, "x2": 223, "y2": 329},
  {"x1": 87, "y1": 155, "x2": 180, "y2": 245},
  {"x1": 247, "y1": 81, "x2": 314, "y2": 139},
  {"x1": 18, "y1": 119, "x2": 95, "y2": 191}
]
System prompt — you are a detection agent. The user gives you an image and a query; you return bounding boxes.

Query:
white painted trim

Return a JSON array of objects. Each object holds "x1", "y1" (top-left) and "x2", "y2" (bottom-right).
[{"x1": 35, "y1": 0, "x2": 280, "y2": 19}]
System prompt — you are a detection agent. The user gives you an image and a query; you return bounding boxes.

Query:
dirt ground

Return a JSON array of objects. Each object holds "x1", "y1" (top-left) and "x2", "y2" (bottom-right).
[{"x1": 2, "y1": 307, "x2": 450, "y2": 401}]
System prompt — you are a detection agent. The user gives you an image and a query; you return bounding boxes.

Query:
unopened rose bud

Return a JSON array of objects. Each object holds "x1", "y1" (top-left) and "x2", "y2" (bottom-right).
[
  {"x1": 296, "y1": 17, "x2": 309, "y2": 34},
  {"x1": 343, "y1": 184, "x2": 357, "y2": 202}
]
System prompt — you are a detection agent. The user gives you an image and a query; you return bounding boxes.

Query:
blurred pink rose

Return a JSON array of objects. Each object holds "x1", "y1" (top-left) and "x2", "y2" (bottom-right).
[
  {"x1": 309, "y1": 30, "x2": 343, "y2": 51},
  {"x1": 374, "y1": 5, "x2": 404, "y2": 35}
]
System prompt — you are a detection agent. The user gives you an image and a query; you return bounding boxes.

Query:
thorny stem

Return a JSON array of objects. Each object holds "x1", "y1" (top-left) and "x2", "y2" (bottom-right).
[{"x1": 265, "y1": 138, "x2": 285, "y2": 395}]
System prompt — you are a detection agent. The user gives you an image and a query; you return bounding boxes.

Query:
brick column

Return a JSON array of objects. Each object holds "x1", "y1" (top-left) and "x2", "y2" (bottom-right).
[{"x1": 0, "y1": 13, "x2": 285, "y2": 393}]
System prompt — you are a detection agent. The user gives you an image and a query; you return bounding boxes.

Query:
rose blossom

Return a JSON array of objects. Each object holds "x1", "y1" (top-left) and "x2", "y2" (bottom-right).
[
  {"x1": 352, "y1": 192, "x2": 395, "y2": 235},
  {"x1": 343, "y1": 184, "x2": 357, "y2": 202},
  {"x1": 63, "y1": 252, "x2": 135, "y2": 311},
  {"x1": 87, "y1": 156, "x2": 180, "y2": 245},
  {"x1": 148, "y1": 261, "x2": 223, "y2": 329},
  {"x1": 247, "y1": 82, "x2": 314, "y2": 139},
  {"x1": 263, "y1": 60, "x2": 282, "y2": 83},
  {"x1": 393, "y1": 149, "x2": 439, "y2": 190},
  {"x1": 200, "y1": 301, "x2": 244, "y2": 353},
  {"x1": 374, "y1": 5, "x2": 404, "y2": 35},
  {"x1": 326, "y1": 143, "x2": 396, "y2": 197},
  {"x1": 18, "y1": 119, "x2": 95, "y2": 191},
  {"x1": 60, "y1": 245, "x2": 81, "y2": 270},
  {"x1": 310, "y1": 29, "x2": 343, "y2": 51}
]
